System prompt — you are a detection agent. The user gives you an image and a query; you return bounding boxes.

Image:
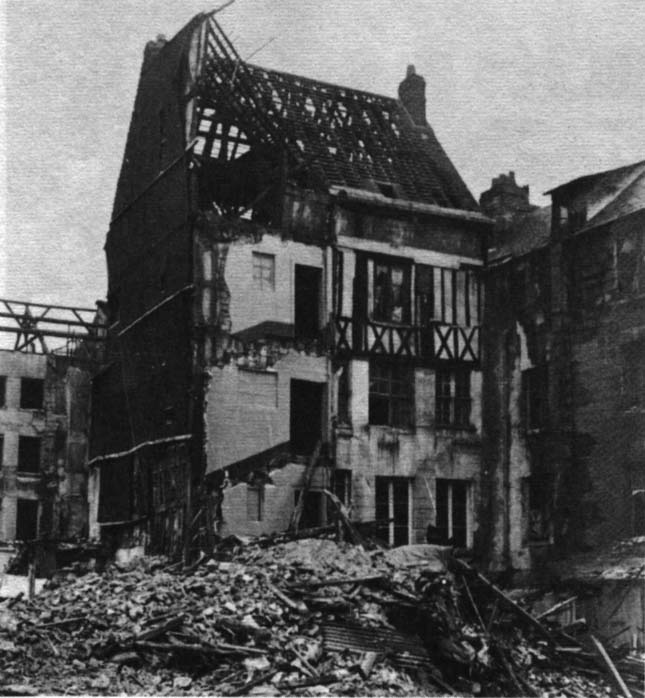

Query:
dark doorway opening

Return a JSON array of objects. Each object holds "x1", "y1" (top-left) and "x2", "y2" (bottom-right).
[
  {"x1": 290, "y1": 379, "x2": 323, "y2": 456},
  {"x1": 16, "y1": 499, "x2": 38, "y2": 540},
  {"x1": 295, "y1": 265, "x2": 321, "y2": 339}
]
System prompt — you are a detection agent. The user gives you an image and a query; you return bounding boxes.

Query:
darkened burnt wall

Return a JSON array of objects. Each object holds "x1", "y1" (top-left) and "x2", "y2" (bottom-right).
[
  {"x1": 563, "y1": 210, "x2": 645, "y2": 547},
  {"x1": 482, "y1": 208, "x2": 645, "y2": 570}
]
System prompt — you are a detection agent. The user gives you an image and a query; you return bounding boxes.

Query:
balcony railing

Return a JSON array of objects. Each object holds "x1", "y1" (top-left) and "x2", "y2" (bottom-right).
[{"x1": 334, "y1": 316, "x2": 480, "y2": 363}]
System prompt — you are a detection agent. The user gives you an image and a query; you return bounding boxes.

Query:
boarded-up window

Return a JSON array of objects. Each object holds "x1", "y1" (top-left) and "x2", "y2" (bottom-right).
[
  {"x1": 17, "y1": 436, "x2": 41, "y2": 473},
  {"x1": 20, "y1": 378, "x2": 44, "y2": 409},
  {"x1": 16, "y1": 499, "x2": 38, "y2": 541},
  {"x1": 247, "y1": 485, "x2": 264, "y2": 521}
]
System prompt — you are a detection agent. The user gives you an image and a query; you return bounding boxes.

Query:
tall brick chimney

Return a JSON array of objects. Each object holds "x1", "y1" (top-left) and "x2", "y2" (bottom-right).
[
  {"x1": 480, "y1": 171, "x2": 536, "y2": 219},
  {"x1": 398, "y1": 65, "x2": 427, "y2": 126}
]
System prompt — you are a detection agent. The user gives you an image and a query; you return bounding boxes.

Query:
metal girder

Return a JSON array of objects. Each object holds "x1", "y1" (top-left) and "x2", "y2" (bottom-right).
[{"x1": 0, "y1": 298, "x2": 104, "y2": 354}]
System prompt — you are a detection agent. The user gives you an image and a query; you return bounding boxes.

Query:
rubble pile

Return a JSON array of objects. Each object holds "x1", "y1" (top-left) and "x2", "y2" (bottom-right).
[{"x1": 0, "y1": 537, "x2": 638, "y2": 696}]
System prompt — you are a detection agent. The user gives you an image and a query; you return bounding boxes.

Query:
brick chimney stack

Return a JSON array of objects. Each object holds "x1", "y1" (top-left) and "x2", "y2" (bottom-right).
[
  {"x1": 480, "y1": 171, "x2": 536, "y2": 219},
  {"x1": 398, "y1": 65, "x2": 427, "y2": 126}
]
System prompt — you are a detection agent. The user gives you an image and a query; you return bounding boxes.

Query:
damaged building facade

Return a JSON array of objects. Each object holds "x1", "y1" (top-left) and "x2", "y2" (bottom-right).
[
  {"x1": 480, "y1": 162, "x2": 645, "y2": 572},
  {"x1": 90, "y1": 9, "x2": 644, "y2": 584},
  {"x1": 0, "y1": 300, "x2": 104, "y2": 572},
  {"x1": 90, "y1": 12, "x2": 490, "y2": 557}
]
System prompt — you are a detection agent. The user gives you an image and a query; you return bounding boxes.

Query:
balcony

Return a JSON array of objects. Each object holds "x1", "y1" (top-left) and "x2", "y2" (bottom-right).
[{"x1": 333, "y1": 316, "x2": 480, "y2": 364}]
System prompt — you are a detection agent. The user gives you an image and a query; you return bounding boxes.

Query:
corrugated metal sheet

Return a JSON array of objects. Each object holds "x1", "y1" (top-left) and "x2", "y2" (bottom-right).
[{"x1": 322, "y1": 622, "x2": 431, "y2": 669}]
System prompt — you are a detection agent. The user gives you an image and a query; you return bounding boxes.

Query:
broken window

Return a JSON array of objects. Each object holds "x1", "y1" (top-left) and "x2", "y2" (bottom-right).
[
  {"x1": 522, "y1": 366, "x2": 549, "y2": 430},
  {"x1": 375, "y1": 477, "x2": 410, "y2": 547},
  {"x1": 247, "y1": 485, "x2": 265, "y2": 522},
  {"x1": 290, "y1": 379, "x2": 324, "y2": 455},
  {"x1": 435, "y1": 369, "x2": 471, "y2": 428},
  {"x1": 252, "y1": 252, "x2": 275, "y2": 291},
  {"x1": 294, "y1": 265, "x2": 321, "y2": 339},
  {"x1": 523, "y1": 475, "x2": 554, "y2": 543},
  {"x1": 20, "y1": 378, "x2": 44, "y2": 410},
  {"x1": 16, "y1": 499, "x2": 38, "y2": 541},
  {"x1": 17, "y1": 436, "x2": 41, "y2": 474},
  {"x1": 436, "y1": 479, "x2": 469, "y2": 548},
  {"x1": 369, "y1": 360, "x2": 414, "y2": 429},
  {"x1": 0, "y1": 376, "x2": 6, "y2": 407},
  {"x1": 372, "y1": 260, "x2": 410, "y2": 323}
]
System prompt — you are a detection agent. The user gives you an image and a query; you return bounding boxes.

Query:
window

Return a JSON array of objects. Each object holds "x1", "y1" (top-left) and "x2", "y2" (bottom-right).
[
  {"x1": 332, "y1": 469, "x2": 352, "y2": 508},
  {"x1": 375, "y1": 477, "x2": 411, "y2": 546},
  {"x1": 0, "y1": 376, "x2": 6, "y2": 407},
  {"x1": 20, "y1": 378, "x2": 44, "y2": 410},
  {"x1": 523, "y1": 475, "x2": 553, "y2": 543},
  {"x1": 424, "y1": 266, "x2": 480, "y2": 327},
  {"x1": 369, "y1": 361, "x2": 414, "y2": 428},
  {"x1": 252, "y1": 252, "x2": 275, "y2": 290},
  {"x1": 16, "y1": 499, "x2": 39, "y2": 541},
  {"x1": 372, "y1": 260, "x2": 410, "y2": 323},
  {"x1": 435, "y1": 369, "x2": 471, "y2": 428},
  {"x1": 247, "y1": 485, "x2": 265, "y2": 522},
  {"x1": 522, "y1": 366, "x2": 548, "y2": 430},
  {"x1": 17, "y1": 436, "x2": 41, "y2": 474},
  {"x1": 436, "y1": 479, "x2": 470, "y2": 548},
  {"x1": 295, "y1": 265, "x2": 321, "y2": 339}
]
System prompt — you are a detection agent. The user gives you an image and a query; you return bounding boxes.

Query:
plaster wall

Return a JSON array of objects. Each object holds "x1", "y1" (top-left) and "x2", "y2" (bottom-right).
[
  {"x1": 335, "y1": 358, "x2": 482, "y2": 544},
  {"x1": 205, "y1": 352, "x2": 327, "y2": 474}
]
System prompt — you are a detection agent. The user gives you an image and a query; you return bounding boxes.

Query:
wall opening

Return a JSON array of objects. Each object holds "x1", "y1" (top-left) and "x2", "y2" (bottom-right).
[
  {"x1": 290, "y1": 379, "x2": 323, "y2": 456},
  {"x1": 0, "y1": 376, "x2": 6, "y2": 407},
  {"x1": 375, "y1": 476, "x2": 411, "y2": 546},
  {"x1": 20, "y1": 378, "x2": 44, "y2": 410},
  {"x1": 17, "y1": 436, "x2": 41, "y2": 474},
  {"x1": 436, "y1": 478, "x2": 470, "y2": 547},
  {"x1": 294, "y1": 265, "x2": 321, "y2": 339},
  {"x1": 16, "y1": 498, "x2": 39, "y2": 540},
  {"x1": 295, "y1": 489, "x2": 325, "y2": 529}
]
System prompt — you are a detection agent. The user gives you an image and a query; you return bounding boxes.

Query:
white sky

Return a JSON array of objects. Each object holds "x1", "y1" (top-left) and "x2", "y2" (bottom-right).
[{"x1": 1, "y1": 0, "x2": 644, "y2": 308}]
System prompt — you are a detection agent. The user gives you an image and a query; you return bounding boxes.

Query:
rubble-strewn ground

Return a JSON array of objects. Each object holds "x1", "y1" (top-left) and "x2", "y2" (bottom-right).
[{"x1": 0, "y1": 538, "x2": 638, "y2": 696}]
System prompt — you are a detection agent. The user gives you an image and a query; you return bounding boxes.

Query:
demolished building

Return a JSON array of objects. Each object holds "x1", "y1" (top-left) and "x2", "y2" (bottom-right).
[
  {"x1": 0, "y1": 299, "x2": 105, "y2": 574},
  {"x1": 90, "y1": 12, "x2": 491, "y2": 558}
]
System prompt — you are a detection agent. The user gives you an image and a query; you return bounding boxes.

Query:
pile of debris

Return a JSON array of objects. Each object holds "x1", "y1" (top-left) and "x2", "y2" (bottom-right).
[{"x1": 0, "y1": 536, "x2": 641, "y2": 696}]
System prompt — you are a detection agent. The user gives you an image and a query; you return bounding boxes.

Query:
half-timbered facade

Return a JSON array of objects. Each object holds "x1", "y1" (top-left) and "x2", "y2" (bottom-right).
[{"x1": 90, "y1": 11, "x2": 491, "y2": 556}]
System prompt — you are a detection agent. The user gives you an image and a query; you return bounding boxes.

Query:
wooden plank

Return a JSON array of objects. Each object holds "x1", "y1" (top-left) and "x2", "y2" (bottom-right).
[{"x1": 590, "y1": 635, "x2": 633, "y2": 698}]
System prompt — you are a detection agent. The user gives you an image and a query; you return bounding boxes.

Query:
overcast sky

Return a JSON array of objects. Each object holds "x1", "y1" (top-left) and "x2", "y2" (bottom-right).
[{"x1": 1, "y1": 0, "x2": 643, "y2": 308}]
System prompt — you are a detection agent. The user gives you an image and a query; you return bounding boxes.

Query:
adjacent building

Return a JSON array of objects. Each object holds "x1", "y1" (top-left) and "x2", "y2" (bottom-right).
[
  {"x1": 89, "y1": 12, "x2": 491, "y2": 557},
  {"x1": 480, "y1": 161, "x2": 645, "y2": 572},
  {"x1": 0, "y1": 299, "x2": 104, "y2": 572}
]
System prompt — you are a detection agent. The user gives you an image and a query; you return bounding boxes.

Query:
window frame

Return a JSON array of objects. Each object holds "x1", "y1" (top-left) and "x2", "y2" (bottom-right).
[
  {"x1": 435, "y1": 369, "x2": 472, "y2": 429},
  {"x1": 436, "y1": 478, "x2": 471, "y2": 548},
  {"x1": 369, "y1": 360, "x2": 415, "y2": 429},
  {"x1": 252, "y1": 252, "x2": 275, "y2": 291}
]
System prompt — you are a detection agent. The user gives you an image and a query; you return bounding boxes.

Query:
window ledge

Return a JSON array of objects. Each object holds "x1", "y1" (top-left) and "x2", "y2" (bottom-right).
[
  {"x1": 368, "y1": 424, "x2": 415, "y2": 436},
  {"x1": 335, "y1": 424, "x2": 353, "y2": 438},
  {"x1": 16, "y1": 473, "x2": 40, "y2": 480}
]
